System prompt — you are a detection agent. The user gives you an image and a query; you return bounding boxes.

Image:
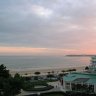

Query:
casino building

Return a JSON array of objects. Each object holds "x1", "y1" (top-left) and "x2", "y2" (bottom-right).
[{"x1": 62, "y1": 56, "x2": 96, "y2": 93}]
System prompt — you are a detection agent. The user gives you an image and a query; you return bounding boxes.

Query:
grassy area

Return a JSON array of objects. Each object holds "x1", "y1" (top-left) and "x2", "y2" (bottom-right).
[
  {"x1": 40, "y1": 92, "x2": 65, "y2": 96},
  {"x1": 41, "y1": 94, "x2": 64, "y2": 96},
  {"x1": 45, "y1": 79, "x2": 58, "y2": 82},
  {"x1": 22, "y1": 80, "x2": 54, "y2": 91},
  {"x1": 40, "y1": 91, "x2": 96, "y2": 96}
]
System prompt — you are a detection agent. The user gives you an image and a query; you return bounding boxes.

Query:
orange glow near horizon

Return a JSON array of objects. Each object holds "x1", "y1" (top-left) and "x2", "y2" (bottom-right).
[
  {"x1": 0, "y1": 47, "x2": 47, "y2": 54},
  {"x1": 0, "y1": 46, "x2": 96, "y2": 56},
  {"x1": 82, "y1": 49, "x2": 96, "y2": 55},
  {"x1": 0, "y1": 46, "x2": 80, "y2": 55}
]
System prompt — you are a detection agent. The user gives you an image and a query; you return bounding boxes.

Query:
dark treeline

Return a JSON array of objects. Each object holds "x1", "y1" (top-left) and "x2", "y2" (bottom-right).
[{"x1": 0, "y1": 64, "x2": 23, "y2": 96}]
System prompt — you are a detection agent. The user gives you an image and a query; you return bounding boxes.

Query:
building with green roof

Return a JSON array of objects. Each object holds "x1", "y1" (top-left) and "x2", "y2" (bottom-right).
[{"x1": 62, "y1": 56, "x2": 96, "y2": 93}]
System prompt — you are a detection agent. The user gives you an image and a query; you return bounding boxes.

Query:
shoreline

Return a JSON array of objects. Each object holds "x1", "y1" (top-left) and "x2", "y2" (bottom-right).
[{"x1": 10, "y1": 66, "x2": 86, "y2": 76}]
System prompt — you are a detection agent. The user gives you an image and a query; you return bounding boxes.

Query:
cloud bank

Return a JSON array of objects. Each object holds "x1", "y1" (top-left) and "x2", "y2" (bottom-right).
[{"x1": 0, "y1": 0, "x2": 96, "y2": 55}]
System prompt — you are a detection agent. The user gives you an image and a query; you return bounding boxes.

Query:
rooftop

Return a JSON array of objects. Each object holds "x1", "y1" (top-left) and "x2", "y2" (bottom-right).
[{"x1": 63, "y1": 72, "x2": 96, "y2": 84}]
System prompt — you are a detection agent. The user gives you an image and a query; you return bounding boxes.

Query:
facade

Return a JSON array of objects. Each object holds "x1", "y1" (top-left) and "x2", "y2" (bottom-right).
[
  {"x1": 62, "y1": 56, "x2": 96, "y2": 93},
  {"x1": 89, "y1": 56, "x2": 96, "y2": 72}
]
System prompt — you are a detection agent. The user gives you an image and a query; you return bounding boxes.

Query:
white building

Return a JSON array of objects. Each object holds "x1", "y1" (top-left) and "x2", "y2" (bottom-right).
[{"x1": 62, "y1": 56, "x2": 96, "y2": 93}]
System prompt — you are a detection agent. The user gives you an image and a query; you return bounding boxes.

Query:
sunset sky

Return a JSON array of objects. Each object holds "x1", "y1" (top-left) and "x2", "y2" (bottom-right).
[{"x1": 0, "y1": 0, "x2": 96, "y2": 55}]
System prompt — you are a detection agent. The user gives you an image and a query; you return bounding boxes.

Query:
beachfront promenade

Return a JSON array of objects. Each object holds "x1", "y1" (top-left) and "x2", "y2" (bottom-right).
[
  {"x1": 16, "y1": 66, "x2": 85, "y2": 96},
  {"x1": 17, "y1": 81, "x2": 64, "y2": 96}
]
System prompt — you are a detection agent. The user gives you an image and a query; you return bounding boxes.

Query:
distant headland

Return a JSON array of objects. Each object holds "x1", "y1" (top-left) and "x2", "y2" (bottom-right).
[{"x1": 66, "y1": 55, "x2": 96, "y2": 57}]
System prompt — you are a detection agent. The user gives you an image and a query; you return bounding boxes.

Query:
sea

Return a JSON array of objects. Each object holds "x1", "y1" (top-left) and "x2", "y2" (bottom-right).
[{"x1": 0, "y1": 56, "x2": 91, "y2": 71}]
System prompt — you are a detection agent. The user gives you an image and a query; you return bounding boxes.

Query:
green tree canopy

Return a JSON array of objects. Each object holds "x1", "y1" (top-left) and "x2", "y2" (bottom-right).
[
  {"x1": 0, "y1": 64, "x2": 22, "y2": 96},
  {"x1": 85, "y1": 66, "x2": 89, "y2": 70},
  {"x1": 0, "y1": 64, "x2": 10, "y2": 78},
  {"x1": 34, "y1": 71, "x2": 40, "y2": 75}
]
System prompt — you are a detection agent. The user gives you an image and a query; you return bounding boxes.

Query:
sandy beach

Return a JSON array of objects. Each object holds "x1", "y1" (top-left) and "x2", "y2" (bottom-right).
[{"x1": 10, "y1": 66, "x2": 86, "y2": 76}]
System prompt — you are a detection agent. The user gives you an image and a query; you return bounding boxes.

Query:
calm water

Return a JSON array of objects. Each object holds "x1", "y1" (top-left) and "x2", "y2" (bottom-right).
[{"x1": 0, "y1": 56, "x2": 91, "y2": 71}]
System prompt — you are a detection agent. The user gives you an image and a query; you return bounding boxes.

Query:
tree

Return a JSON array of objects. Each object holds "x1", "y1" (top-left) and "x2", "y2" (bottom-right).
[
  {"x1": 67, "y1": 69, "x2": 76, "y2": 73},
  {"x1": 47, "y1": 72, "x2": 51, "y2": 75},
  {"x1": 47, "y1": 74, "x2": 54, "y2": 80},
  {"x1": 85, "y1": 66, "x2": 89, "y2": 70},
  {"x1": 0, "y1": 64, "x2": 22, "y2": 96},
  {"x1": 34, "y1": 71, "x2": 40, "y2": 76},
  {"x1": 0, "y1": 64, "x2": 10, "y2": 78},
  {"x1": 62, "y1": 70, "x2": 65, "y2": 73},
  {"x1": 13, "y1": 73, "x2": 23, "y2": 90},
  {"x1": 34, "y1": 72, "x2": 41, "y2": 80},
  {"x1": 58, "y1": 73, "x2": 64, "y2": 78},
  {"x1": 72, "y1": 69, "x2": 76, "y2": 71},
  {"x1": 51, "y1": 71, "x2": 54, "y2": 75}
]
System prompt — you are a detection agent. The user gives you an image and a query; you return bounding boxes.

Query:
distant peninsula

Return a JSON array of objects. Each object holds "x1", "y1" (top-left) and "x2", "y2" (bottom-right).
[{"x1": 66, "y1": 55, "x2": 96, "y2": 57}]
